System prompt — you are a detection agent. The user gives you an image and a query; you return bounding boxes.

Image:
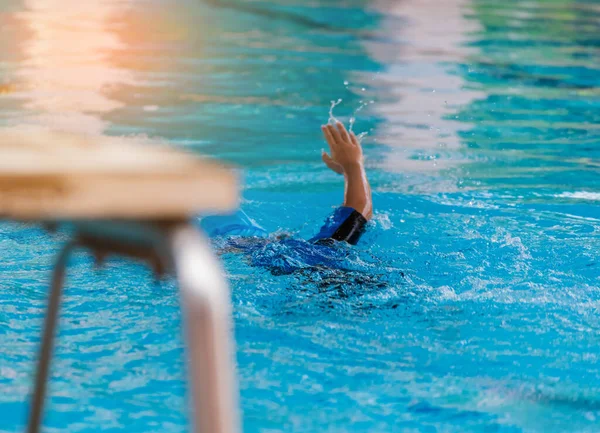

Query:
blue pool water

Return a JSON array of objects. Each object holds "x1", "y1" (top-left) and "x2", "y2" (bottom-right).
[{"x1": 1, "y1": 0, "x2": 599, "y2": 432}]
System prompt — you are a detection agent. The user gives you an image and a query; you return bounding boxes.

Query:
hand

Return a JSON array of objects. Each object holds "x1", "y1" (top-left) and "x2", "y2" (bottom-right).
[{"x1": 321, "y1": 122, "x2": 363, "y2": 175}]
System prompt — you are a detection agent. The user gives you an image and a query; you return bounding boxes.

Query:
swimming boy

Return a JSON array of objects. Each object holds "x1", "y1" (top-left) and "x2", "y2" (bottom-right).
[
  {"x1": 312, "y1": 121, "x2": 372, "y2": 244},
  {"x1": 201, "y1": 121, "x2": 372, "y2": 245}
]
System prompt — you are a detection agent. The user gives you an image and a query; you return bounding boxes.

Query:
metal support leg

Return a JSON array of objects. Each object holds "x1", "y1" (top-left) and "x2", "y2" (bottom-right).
[
  {"x1": 27, "y1": 243, "x2": 73, "y2": 433},
  {"x1": 169, "y1": 224, "x2": 239, "y2": 433},
  {"x1": 26, "y1": 221, "x2": 239, "y2": 433}
]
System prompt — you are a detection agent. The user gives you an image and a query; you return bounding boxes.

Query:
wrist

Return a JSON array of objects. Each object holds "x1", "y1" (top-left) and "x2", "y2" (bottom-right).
[{"x1": 343, "y1": 161, "x2": 364, "y2": 175}]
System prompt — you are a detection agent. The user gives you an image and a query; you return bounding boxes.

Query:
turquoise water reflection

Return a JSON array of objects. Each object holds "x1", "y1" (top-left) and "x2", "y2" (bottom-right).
[{"x1": 0, "y1": 0, "x2": 599, "y2": 432}]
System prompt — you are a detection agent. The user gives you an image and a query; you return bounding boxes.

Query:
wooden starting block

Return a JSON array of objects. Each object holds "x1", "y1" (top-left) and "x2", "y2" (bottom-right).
[
  {"x1": 0, "y1": 129, "x2": 237, "y2": 219},
  {"x1": 0, "y1": 129, "x2": 240, "y2": 433}
]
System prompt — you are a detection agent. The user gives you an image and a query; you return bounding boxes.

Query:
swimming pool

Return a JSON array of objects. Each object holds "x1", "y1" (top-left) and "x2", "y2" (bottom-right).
[{"x1": 1, "y1": 0, "x2": 599, "y2": 431}]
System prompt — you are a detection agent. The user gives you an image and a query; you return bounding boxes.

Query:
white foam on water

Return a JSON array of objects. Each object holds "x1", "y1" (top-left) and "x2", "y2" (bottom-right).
[{"x1": 557, "y1": 192, "x2": 600, "y2": 201}]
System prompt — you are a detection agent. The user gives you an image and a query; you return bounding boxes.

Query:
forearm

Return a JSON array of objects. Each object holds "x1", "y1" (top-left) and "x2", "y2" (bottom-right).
[{"x1": 343, "y1": 163, "x2": 372, "y2": 220}]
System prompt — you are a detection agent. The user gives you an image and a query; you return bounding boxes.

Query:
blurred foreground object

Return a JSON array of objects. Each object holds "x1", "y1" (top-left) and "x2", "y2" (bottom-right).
[
  {"x1": 0, "y1": 129, "x2": 236, "y2": 219},
  {"x1": 0, "y1": 129, "x2": 240, "y2": 433}
]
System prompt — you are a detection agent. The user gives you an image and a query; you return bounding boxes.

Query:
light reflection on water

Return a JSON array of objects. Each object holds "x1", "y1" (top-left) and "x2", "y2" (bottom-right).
[
  {"x1": 9, "y1": 0, "x2": 131, "y2": 134},
  {"x1": 368, "y1": 0, "x2": 484, "y2": 154}
]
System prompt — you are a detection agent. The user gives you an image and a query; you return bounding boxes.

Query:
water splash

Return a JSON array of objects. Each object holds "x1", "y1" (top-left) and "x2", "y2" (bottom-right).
[
  {"x1": 329, "y1": 99, "x2": 374, "y2": 142},
  {"x1": 348, "y1": 100, "x2": 375, "y2": 137},
  {"x1": 328, "y1": 98, "x2": 342, "y2": 124},
  {"x1": 355, "y1": 132, "x2": 368, "y2": 142}
]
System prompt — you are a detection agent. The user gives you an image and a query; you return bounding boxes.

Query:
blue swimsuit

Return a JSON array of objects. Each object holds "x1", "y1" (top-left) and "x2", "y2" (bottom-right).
[
  {"x1": 199, "y1": 207, "x2": 368, "y2": 275},
  {"x1": 309, "y1": 206, "x2": 368, "y2": 245},
  {"x1": 200, "y1": 207, "x2": 367, "y2": 245}
]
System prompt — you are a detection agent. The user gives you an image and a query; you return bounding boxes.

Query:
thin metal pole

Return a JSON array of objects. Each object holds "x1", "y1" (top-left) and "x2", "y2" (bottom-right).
[
  {"x1": 169, "y1": 224, "x2": 239, "y2": 433},
  {"x1": 27, "y1": 243, "x2": 73, "y2": 433}
]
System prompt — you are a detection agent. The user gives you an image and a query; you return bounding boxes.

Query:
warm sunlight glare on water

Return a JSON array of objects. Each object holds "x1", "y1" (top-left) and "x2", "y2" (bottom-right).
[{"x1": 14, "y1": 0, "x2": 133, "y2": 134}]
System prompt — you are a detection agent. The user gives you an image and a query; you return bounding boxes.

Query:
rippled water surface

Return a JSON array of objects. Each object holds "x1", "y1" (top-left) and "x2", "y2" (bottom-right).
[{"x1": 0, "y1": 0, "x2": 599, "y2": 432}]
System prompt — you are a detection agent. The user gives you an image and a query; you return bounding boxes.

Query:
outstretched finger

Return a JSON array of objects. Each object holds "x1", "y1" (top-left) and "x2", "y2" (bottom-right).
[
  {"x1": 335, "y1": 121, "x2": 350, "y2": 144},
  {"x1": 350, "y1": 131, "x2": 360, "y2": 147},
  {"x1": 321, "y1": 125, "x2": 336, "y2": 150},
  {"x1": 322, "y1": 151, "x2": 344, "y2": 174},
  {"x1": 326, "y1": 124, "x2": 342, "y2": 147}
]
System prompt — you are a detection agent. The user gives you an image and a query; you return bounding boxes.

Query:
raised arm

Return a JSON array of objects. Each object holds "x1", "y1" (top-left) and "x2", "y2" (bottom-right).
[{"x1": 321, "y1": 122, "x2": 373, "y2": 220}]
